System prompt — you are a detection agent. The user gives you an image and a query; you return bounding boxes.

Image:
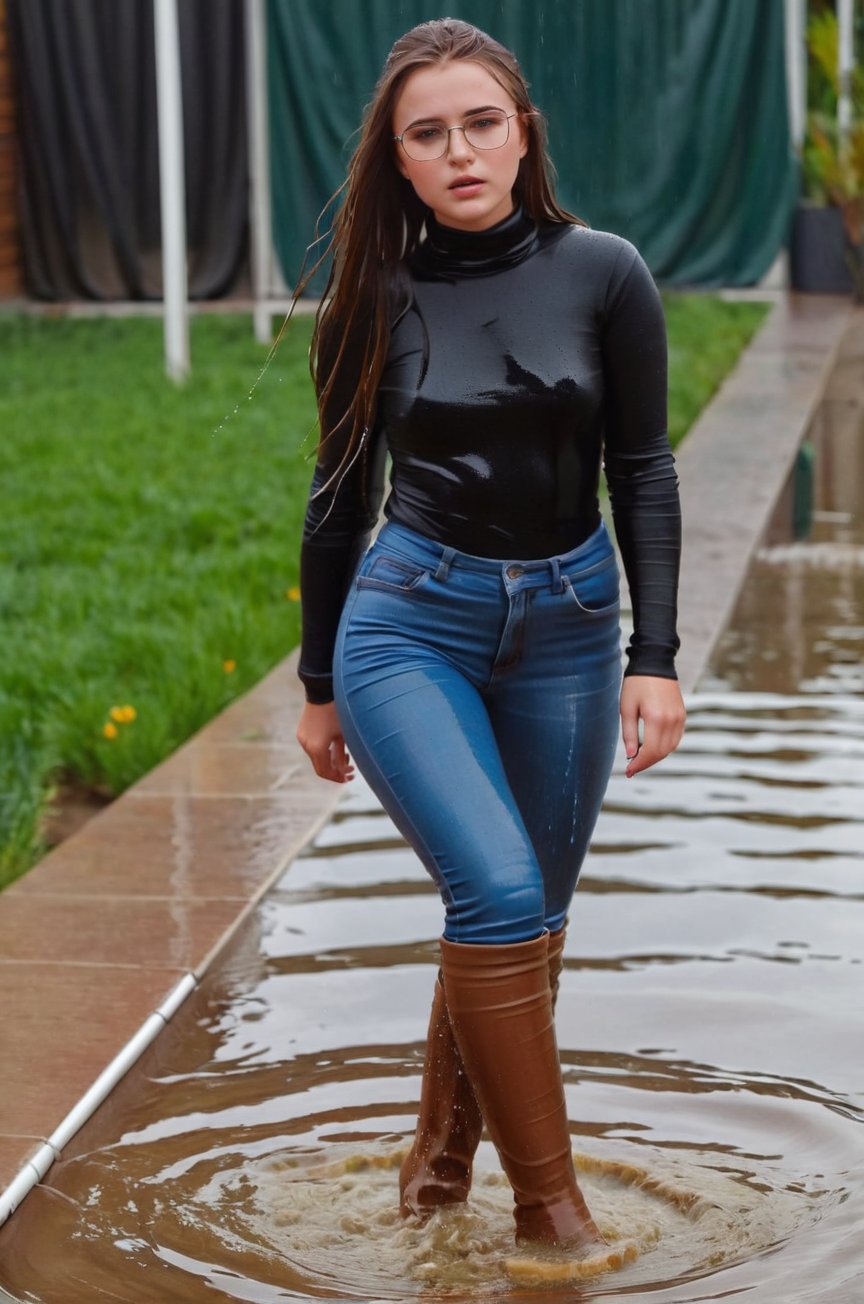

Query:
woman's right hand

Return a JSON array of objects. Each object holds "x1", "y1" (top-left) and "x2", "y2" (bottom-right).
[{"x1": 296, "y1": 701, "x2": 356, "y2": 783}]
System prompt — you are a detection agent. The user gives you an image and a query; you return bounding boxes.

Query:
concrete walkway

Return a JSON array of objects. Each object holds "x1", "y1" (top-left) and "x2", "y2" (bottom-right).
[
  {"x1": 674, "y1": 293, "x2": 858, "y2": 689},
  {"x1": 0, "y1": 292, "x2": 857, "y2": 1226}
]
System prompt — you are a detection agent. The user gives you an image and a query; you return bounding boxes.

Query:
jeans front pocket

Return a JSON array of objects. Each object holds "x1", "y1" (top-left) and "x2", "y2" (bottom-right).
[
  {"x1": 563, "y1": 555, "x2": 620, "y2": 616},
  {"x1": 355, "y1": 553, "x2": 431, "y2": 594}
]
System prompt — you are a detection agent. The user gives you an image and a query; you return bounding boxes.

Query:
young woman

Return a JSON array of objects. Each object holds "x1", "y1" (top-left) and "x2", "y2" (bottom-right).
[{"x1": 296, "y1": 17, "x2": 685, "y2": 1253}]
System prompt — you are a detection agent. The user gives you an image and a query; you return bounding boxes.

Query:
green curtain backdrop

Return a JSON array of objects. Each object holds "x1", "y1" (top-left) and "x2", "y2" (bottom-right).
[{"x1": 268, "y1": 0, "x2": 797, "y2": 292}]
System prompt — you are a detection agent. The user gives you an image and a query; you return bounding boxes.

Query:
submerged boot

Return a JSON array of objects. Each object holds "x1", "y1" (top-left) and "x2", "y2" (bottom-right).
[
  {"x1": 439, "y1": 932, "x2": 604, "y2": 1249},
  {"x1": 399, "y1": 971, "x2": 484, "y2": 1217},
  {"x1": 400, "y1": 927, "x2": 568, "y2": 1218}
]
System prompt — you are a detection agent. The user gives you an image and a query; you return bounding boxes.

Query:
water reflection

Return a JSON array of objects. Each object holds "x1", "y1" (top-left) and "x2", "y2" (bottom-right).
[{"x1": 707, "y1": 398, "x2": 864, "y2": 696}]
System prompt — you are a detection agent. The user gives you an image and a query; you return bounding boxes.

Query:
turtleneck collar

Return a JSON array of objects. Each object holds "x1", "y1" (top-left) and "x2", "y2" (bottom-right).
[{"x1": 412, "y1": 201, "x2": 539, "y2": 278}]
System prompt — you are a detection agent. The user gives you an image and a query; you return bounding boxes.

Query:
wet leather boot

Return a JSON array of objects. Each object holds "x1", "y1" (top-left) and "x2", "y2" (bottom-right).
[
  {"x1": 399, "y1": 971, "x2": 484, "y2": 1216},
  {"x1": 399, "y1": 927, "x2": 567, "y2": 1218},
  {"x1": 439, "y1": 931, "x2": 604, "y2": 1249},
  {"x1": 547, "y1": 924, "x2": 566, "y2": 1011}
]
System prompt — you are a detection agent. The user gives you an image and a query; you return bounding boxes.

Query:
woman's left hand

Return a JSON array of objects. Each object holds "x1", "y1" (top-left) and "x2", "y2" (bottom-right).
[{"x1": 620, "y1": 675, "x2": 686, "y2": 777}]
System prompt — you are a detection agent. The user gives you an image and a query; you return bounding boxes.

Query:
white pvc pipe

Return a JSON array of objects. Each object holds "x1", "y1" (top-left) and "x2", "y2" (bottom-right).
[
  {"x1": 0, "y1": 973, "x2": 197, "y2": 1228},
  {"x1": 154, "y1": 0, "x2": 190, "y2": 381},
  {"x1": 838, "y1": 0, "x2": 855, "y2": 145},
  {"x1": 0, "y1": 1140, "x2": 59, "y2": 1226},
  {"x1": 245, "y1": 0, "x2": 274, "y2": 345},
  {"x1": 784, "y1": 0, "x2": 808, "y2": 150}
]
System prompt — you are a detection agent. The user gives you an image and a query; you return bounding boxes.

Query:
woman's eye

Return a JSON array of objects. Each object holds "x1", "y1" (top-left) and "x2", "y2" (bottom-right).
[
  {"x1": 468, "y1": 116, "x2": 499, "y2": 131},
  {"x1": 408, "y1": 127, "x2": 445, "y2": 143}
]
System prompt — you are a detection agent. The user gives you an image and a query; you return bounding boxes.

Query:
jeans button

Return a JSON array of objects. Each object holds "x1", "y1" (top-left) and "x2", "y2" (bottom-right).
[{"x1": 506, "y1": 564, "x2": 524, "y2": 579}]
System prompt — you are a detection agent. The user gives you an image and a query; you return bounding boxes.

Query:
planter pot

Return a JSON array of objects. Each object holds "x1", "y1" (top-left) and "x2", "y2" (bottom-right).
[{"x1": 789, "y1": 203, "x2": 856, "y2": 294}]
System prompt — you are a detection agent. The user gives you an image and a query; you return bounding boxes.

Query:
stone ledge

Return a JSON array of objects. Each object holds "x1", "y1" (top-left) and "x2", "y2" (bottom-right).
[
  {"x1": 673, "y1": 293, "x2": 856, "y2": 691},
  {"x1": 0, "y1": 648, "x2": 339, "y2": 1198}
]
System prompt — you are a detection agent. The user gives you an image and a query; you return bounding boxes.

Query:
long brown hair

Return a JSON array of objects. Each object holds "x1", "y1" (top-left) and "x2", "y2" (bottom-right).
[{"x1": 300, "y1": 17, "x2": 586, "y2": 485}]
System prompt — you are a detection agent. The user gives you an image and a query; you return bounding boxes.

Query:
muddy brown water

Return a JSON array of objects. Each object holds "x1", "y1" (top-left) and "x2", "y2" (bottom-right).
[{"x1": 1, "y1": 404, "x2": 862, "y2": 1303}]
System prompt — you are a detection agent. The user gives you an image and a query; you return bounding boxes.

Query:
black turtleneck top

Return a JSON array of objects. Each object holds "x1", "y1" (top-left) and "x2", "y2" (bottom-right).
[{"x1": 299, "y1": 203, "x2": 681, "y2": 704}]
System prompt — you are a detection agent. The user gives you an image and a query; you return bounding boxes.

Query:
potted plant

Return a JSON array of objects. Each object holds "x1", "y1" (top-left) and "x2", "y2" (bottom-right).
[{"x1": 790, "y1": 7, "x2": 864, "y2": 299}]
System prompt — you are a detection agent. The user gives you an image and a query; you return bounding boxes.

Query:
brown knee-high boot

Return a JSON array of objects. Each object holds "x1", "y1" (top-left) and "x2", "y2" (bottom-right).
[
  {"x1": 400, "y1": 928, "x2": 567, "y2": 1218},
  {"x1": 547, "y1": 925, "x2": 567, "y2": 1011},
  {"x1": 438, "y1": 932, "x2": 603, "y2": 1248},
  {"x1": 399, "y1": 971, "x2": 484, "y2": 1216}
]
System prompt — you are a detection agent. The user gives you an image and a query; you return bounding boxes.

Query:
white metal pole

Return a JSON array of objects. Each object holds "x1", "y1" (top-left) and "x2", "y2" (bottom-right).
[
  {"x1": 246, "y1": 0, "x2": 274, "y2": 344},
  {"x1": 154, "y1": 0, "x2": 190, "y2": 381},
  {"x1": 784, "y1": 0, "x2": 808, "y2": 151},
  {"x1": 838, "y1": 0, "x2": 854, "y2": 146},
  {"x1": 0, "y1": 973, "x2": 197, "y2": 1227}
]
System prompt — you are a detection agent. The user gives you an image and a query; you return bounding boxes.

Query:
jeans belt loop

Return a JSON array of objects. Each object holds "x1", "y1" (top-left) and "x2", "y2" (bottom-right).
[
  {"x1": 435, "y1": 547, "x2": 456, "y2": 582},
  {"x1": 548, "y1": 556, "x2": 565, "y2": 593}
]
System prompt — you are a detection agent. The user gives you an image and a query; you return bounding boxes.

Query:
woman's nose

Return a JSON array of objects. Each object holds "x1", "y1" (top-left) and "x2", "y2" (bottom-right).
[{"x1": 447, "y1": 126, "x2": 474, "y2": 161}]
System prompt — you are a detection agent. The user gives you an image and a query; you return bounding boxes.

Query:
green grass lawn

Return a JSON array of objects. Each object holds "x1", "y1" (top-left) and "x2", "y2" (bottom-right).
[{"x1": 0, "y1": 294, "x2": 769, "y2": 887}]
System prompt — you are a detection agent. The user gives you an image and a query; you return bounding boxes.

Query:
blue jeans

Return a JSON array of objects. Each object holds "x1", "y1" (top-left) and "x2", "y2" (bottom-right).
[{"x1": 333, "y1": 519, "x2": 622, "y2": 944}]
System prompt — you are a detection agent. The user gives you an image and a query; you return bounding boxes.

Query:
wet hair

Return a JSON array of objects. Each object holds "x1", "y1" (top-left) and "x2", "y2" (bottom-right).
[{"x1": 299, "y1": 17, "x2": 585, "y2": 483}]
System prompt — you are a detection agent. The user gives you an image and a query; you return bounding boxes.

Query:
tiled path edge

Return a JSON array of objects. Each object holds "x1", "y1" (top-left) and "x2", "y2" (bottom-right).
[
  {"x1": 0, "y1": 292, "x2": 857, "y2": 1227},
  {"x1": 0, "y1": 656, "x2": 342, "y2": 1223}
]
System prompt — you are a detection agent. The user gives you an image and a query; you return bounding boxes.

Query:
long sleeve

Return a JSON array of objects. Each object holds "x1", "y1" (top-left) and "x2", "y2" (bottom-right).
[
  {"x1": 600, "y1": 244, "x2": 681, "y2": 679},
  {"x1": 298, "y1": 324, "x2": 388, "y2": 704}
]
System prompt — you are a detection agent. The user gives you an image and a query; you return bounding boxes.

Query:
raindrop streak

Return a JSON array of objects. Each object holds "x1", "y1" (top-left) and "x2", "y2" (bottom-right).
[{"x1": 210, "y1": 219, "x2": 337, "y2": 439}]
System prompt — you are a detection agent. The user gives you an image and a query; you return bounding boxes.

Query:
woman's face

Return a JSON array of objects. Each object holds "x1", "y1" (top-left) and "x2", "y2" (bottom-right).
[{"x1": 392, "y1": 60, "x2": 528, "y2": 232}]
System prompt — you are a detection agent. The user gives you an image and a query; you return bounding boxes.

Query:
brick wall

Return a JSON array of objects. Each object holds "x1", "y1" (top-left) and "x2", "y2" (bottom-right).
[{"x1": 0, "y1": 0, "x2": 23, "y2": 298}]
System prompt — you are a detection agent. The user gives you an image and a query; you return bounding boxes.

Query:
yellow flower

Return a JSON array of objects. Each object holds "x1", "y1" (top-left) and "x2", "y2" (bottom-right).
[
  {"x1": 120, "y1": 704, "x2": 137, "y2": 722},
  {"x1": 103, "y1": 722, "x2": 118, "y2": 740},
  {"x1": 223, "y1": 659, "x2": 237, "y2": 674},
  {"x1": 110, "y1": 704, "x2": 137, "y2": 723},
  {"x1": 109, "y1": 706, "x2": 125, "y2": 722},
  {"x1": 285, "y1": 586, "x2": 301, "y2": 601}
]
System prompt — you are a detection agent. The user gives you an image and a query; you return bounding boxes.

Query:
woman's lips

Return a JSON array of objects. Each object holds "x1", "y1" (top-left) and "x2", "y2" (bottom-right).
[{"x1": 448, "y1": 179, "x2": 485, "y2": 197}]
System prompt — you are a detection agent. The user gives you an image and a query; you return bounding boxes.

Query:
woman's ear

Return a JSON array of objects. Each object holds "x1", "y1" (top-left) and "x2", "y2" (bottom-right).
[{"x1": 517, "y1": 112, "x2": 530, "y2": 160}]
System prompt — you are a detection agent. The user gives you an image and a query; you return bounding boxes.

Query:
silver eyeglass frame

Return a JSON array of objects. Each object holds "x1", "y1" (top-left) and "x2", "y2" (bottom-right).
[{"x1": 393, "y1": 111, "x2": 519, "y2": 161}]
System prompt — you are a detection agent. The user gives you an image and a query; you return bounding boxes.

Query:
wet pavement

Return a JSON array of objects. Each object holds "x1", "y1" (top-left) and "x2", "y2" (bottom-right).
[{"x1": 706, "y1": 392, "x2": 864, "y2": 697}]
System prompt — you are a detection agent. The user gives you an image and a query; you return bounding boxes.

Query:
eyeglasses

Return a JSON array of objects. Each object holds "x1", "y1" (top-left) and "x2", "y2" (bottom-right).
[{"x1": 394, "y1": 109, "x2": 519, "y2": 162}]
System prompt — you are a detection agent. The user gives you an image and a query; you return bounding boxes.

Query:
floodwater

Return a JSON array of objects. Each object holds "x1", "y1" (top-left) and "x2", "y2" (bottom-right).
[
  {"x1": 705, "y1": 396, "x2": 864, "y2": 698},
  {"x1": 1, "y1": 402, "x2": 862, "y2": 1303}
]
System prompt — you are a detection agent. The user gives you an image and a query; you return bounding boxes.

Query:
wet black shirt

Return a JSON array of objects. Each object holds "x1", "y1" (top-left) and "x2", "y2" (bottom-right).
[{"x1": 299, "y1": 203, "x2": 681, "y2": 704}]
